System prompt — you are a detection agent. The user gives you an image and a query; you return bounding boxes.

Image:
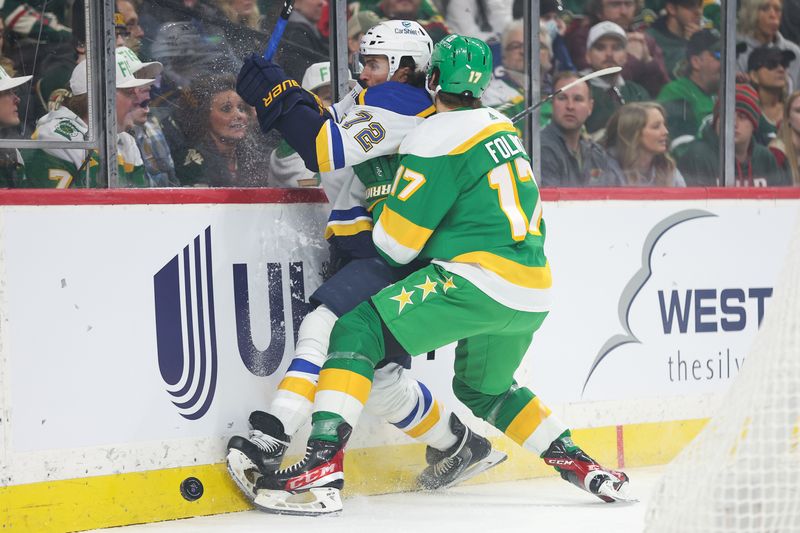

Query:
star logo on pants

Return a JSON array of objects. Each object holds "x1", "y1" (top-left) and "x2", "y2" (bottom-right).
[
  {"x1": 442, "y1": 276, "x2": 457, "y2": 293},
  {"x1": 390, "y1": 286, "x2": 415, "y2": 313},
  {"x1": 414, "y1": 276, "x2": 438, "y2": 301}
]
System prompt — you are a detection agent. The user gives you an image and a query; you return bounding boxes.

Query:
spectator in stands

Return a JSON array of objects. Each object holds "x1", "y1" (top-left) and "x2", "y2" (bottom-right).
[
  {"x1": 780, "y1": 0, "x2": 800, "y2": 43},
  {"x1": 122, "y1": 48, "x2": 178, "y2": 188},
  {"x1": 541, "y1": 72, "x2": 626, "y2": 186},
  {"x1": 748, "y1": 46, "x2": 794, "y2": 131},
  {"x1": 656, "y1": 28, "x2": 720, "y2": 148},
  {"x1": 150, "y1": 20, "x2": 238, "y2": 114},
  {"x1": 678, "y1": 84, "x2": 787, "y2": 186},
  {"x1": 769, "y1": 90, "x2": 800, "y2": 185},
  {"x1": 117, "y1": 0, "x2": 145, "y2": 54},
  {"x1": 737, "y1": 0, "x2": 800, "y2": 93},
  {"x1": 279, "y1": 0, "x2": 329, "y2": 82},
  {"x1": 645, "y1": 0, "x2": 704, "y2": 79},
  {"x1": 542, "y1": 0, "x2": 577, "y2": 73},
  {"x1": 564, "y1": 0, "x2": 669, "y2": 96},
  {"x1": 212, "y1": 0, "x2": 266, "y2": 59},
  {"x1": 165, "y1": 73, "x2": 270, "y2": 187},
  {"x1": 348, "y1": 9, "x2": 382, "y2": 68},
  {"x1": 0, "y1": 65, "x2": 31, "y2": 186},
  {"x1": 582, "y1": 22, "x2": 650, "y2": 135},
  {"x1": 370, "y1": 0, "x2": 451, "y2": 42},
  {"x1": 22, "y1": 48, "x2": 153, "y2": 188},
  {"x1": 139, "y1": 0, "x2": 221, "y2": 61},
  {"x1": 482, "y1": 20, "x2": 539, "y2": 125},
  {"x1": 444, "y1": 0, "x2": 512, "y2": 41},
  {"x1": 604, "y1": 102, "x2": 686, "y2": 186},
  {"x1": 0, "y1": 1, "x2": 72, "y2": 46},
  {"x1": 269, "y1": 61, "x2": 351, "y2": 188}
]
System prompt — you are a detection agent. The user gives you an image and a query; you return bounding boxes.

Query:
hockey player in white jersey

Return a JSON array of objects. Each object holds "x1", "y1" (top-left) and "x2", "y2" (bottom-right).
[{"x1": 228, "y1": 20, "x2": 506, "y2": 509}]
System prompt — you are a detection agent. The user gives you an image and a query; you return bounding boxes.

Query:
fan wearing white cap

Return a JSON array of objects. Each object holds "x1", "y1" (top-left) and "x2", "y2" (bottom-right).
[
  {"x1": 0, "y1": 64, "x2": 31, "y2": 187},
  {"x1": 22, "y1": 47, "x2": 155, "y2": 188},
  {"x1": 119, "y1": 47, "x2": 177, "y2": 187},
  {"x1": 581, "y1": 21, "x2": 650, "y2": 135}
]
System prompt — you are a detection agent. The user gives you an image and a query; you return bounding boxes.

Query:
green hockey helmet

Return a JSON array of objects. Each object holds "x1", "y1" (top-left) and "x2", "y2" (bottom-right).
[{"x1": 427, "y1": 34, "x2": 493, "y2": 98}]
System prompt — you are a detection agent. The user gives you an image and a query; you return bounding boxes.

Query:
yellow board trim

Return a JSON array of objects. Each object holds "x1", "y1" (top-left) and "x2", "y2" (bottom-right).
[
  {"x1": 405, "y1": 400, "x2": 442, "y2": 439},
  {"x1": 448, "y1": 123, "x2": 517, "y2": 155},
  {"x1": 277, "y1": 376, "x2": 317, "y2": 402},
  {"x1": 316, "y1": 368, "x2": 372, "y2": 405},
  {"x1": 1, "y1": 418, "x2": 708, "y2": 531},
  {"x1": 324, "y1": 219, "x2": 374, "y2": 239},
  {"x1": 315, "y1": 123, "x2": 333, "y2": 172},
  {"x1": 379, "y1": 205, "x2": 432, "y2": 252},
  {"x1": 504, "y1": 397, "x2": 552, "y2": 445},
  {"x1": 451, "y1": 251, "x2": 553, "y2": 289}
]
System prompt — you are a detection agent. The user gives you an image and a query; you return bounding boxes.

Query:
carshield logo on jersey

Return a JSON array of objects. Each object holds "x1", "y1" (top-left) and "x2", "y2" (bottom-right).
[{"x1": 153, "y1": 226, "x2": 219, "y2": 420}]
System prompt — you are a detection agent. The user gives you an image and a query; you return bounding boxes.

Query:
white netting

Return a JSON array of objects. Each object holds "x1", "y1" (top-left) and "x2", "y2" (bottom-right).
[{"x1": 645, "y1": 216, "x2": 800, "y2": 533}]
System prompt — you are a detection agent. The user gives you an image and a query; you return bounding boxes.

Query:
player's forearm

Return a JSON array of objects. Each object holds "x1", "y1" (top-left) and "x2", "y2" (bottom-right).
[{"x1": 275, "y1": 105, "x2": 331, "y2": 173}]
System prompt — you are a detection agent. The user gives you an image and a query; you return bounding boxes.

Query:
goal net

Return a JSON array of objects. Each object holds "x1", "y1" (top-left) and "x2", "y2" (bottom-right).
[{"x1": 645, "y1": 218, "x2": 800, "y2": 533}]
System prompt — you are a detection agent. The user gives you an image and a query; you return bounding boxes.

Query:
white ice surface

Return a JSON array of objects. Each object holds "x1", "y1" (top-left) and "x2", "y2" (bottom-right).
[{"x1": 93, "y1": 466, "x2": 663, "y2": 533}]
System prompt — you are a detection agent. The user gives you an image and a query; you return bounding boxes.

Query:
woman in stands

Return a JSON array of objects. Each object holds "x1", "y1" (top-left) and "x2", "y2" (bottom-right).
[
  {"x1": 165, "y1": 73, "x2": 270, "y2": 187},
  {"x1": 604, "y1": 102, "x2": 687, "y2": 186},
  {"x1": 769, "y1": 90, "x2": 800, "y2": 184},
  {"x1": 736, "y1": 0, "x2": 800, "y2": 92}
]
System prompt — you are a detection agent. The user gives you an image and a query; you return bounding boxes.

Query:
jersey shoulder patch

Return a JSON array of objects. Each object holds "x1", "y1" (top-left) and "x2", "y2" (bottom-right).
[
  {"x1": 359, "y1": 82, "x2": 435, "y2": 118},
  {"x1": 400, "y1": 107, "x2": 516, "y2": 158}
]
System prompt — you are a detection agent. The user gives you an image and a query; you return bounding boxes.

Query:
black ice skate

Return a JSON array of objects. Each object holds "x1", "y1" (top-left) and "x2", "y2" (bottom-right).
[
  {"x1": 252, "y1": 422, "x2": 352, "y2": 516},
  {"x1": 226, "y1": 411, "x2": 290, "y2": 502},
  {"x1": 418, "y1": 413, "x2": 508, "y2": 490},
  {"x1": 542, "y1": 435, "x2": 636, "y2": 503}
]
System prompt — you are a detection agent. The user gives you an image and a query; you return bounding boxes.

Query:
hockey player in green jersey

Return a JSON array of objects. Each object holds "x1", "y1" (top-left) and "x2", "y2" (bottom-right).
[
  {"x1": 256, "y1": 34, "x2": 634, "y2": 515},
  {"x1": 229, "y1": 21, "x2": 506, "y2": 509}
]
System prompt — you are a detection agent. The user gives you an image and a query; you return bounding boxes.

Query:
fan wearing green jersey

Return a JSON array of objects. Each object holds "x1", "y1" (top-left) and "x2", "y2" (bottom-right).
[{"x1": 255, "y1": 34, "x2": 634, "y2": 516}]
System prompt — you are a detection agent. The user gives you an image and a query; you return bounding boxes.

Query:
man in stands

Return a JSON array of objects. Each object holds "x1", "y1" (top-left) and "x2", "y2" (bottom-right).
[
  {"x1": 646, "y1": 0, "x2": 705, "y2": 79},
  {"x1": 565, "y1": 0, "x2": 669, "y2": 96},
  {"x1": 581, "y1": 21, "x2": 650, "y2": 135},
  {"x1": 657, "y1": 29, "x2": 721, "y2": 149},
  {"x1": 541, "y1": 72, "x2": 625, "y2": 186},
  {"x1": 678, "y1": 84, "x2": 787, "y2": 186}
]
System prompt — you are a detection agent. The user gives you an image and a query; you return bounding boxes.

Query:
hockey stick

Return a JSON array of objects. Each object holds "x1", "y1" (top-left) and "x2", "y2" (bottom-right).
[
  {"x1": 509, "y1": 66, "x2": 622, "y2": 124},
  {"x1": 263, "y1": 0, "x2": 295, "y2": 60}
]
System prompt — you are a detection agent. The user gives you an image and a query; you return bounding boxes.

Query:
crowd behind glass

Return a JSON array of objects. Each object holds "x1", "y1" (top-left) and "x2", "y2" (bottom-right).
[{"x1": 1, "y1": 0, "x2": 799, "y2": 188}]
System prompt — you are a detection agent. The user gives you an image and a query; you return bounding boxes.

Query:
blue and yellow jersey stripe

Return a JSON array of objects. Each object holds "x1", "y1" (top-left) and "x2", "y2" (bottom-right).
[
  {"x1": 315, "y1": 121, "x2": 346, "y2": 172},
  {"x1": 325, "y1": 206, "x2": 374, "y2": 240}
]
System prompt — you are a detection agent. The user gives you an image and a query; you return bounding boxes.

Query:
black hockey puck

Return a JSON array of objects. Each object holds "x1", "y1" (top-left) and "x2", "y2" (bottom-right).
[{"x1": 180, "y1": 477, "x2": 204, "y2": 501}]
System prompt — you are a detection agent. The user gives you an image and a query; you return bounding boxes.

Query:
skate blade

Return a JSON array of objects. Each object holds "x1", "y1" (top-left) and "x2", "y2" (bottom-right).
[
  {"x1": 596, "y1": 478, "x2": 638, "y2": 504},
  {"x1": 226, "y1": 449, "x2": 260, "y2": 503},
  {"x1": 444, "y1": 450, "x2": 509, "y2": 489},
  {"x1": 253, "y1": 487, "x2": 342, "y2": 516}
]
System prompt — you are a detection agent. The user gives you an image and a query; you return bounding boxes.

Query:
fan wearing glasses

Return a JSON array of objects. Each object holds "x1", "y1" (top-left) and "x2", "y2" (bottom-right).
[{"x1": 747, "y1": 46, "x2": 796, "y2": 130}]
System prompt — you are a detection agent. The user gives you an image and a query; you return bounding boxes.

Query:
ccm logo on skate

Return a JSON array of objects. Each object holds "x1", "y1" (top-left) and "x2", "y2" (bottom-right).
[
  {"x1": 153, "y1": 227, "x2": 314, "y2": 419},
  {"x1": 285, "y1": 453, "x2": 344, "y2": 491},
  {"x1": 545, "y1": 459, "x2": 575, "y2": 466}
]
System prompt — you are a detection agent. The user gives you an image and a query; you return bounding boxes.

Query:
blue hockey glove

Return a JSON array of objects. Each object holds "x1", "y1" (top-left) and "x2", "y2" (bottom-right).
[{"x1": 237, "y1": 53, "x2": 326, "y2": 134}]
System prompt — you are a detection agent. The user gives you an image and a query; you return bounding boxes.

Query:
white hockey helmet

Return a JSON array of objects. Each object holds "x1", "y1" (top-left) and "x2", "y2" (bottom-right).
[{"x1": 359, "y1": 20, "x2": 433, "y2": 80}]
